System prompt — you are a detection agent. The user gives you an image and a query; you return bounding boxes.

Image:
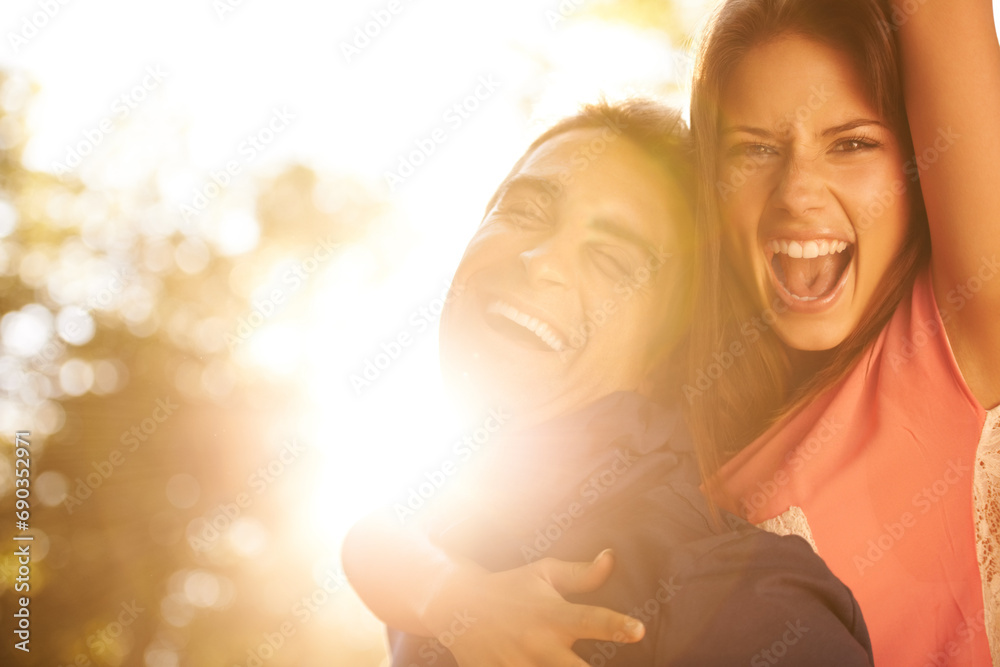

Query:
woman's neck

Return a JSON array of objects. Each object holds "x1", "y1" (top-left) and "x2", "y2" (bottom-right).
[{"x1": 785, "y1": 346, "x2": 837, "y2": 391}]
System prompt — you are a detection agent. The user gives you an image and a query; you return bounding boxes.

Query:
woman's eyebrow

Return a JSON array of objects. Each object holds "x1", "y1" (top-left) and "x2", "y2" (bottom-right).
[
  {"x1": 721, "y1": 119, "x2": 886, "y2": 138},
  {"x1": 821, "y1": 118, "x2": 886, "y2": 136}
]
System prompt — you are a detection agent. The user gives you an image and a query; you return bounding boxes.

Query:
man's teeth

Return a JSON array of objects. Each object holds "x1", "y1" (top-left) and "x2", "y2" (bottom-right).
[
  {"x1": 769, "y1": 239, "x2": 849, "y2": 259},
  {"x1": 487, "y1": 300, "x2": 566, "y2": 352}
]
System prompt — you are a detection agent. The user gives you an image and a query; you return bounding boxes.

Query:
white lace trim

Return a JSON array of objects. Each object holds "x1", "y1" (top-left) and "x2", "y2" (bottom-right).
[
  {"x1": 756, "y1": 505, "x2": 819, "y2": 555},
  {"x1": 974, "y1": 404, "x2": 1000, "y2": 666}
]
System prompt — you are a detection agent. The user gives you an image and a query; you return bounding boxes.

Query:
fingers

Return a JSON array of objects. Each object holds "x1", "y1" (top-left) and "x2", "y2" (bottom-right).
[
  {"x1": 539, "y1": 549, "x2": 615, "y2": 595},
  {"x1": 533, "y1": 550, "x2": 645, "y2": 642},
  {"x1": 554, "y1": 602, "x2": 645, "y2": 644}
]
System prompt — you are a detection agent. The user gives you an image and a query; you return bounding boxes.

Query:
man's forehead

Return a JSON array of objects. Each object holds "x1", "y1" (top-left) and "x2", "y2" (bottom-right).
[
  {"x1": 490, "y1": 127, "x2": 683, "y2": 252},
  {"x1": 525, "y1": 126, "x2": 620, "y2": 165}
]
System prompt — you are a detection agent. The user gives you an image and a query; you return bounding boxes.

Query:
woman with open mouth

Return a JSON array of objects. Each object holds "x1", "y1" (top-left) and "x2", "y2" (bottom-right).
[{"x1": 686, "y1": 0, "x2": 1000, "y2": 663}]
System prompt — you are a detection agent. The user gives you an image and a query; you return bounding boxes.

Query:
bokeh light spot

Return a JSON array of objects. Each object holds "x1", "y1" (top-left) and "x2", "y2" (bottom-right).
[
  {"x1": 166, "y1": 474, "x2": 201, "y2": 510},
  {"x1": 59, "y1": 358, "x2": 94, "y2": 396},
  {"x1": 228, "y1": 517, "x2": 267, "y2": 557},
  {"x1": 183, "y1": 570, "x2": 221, "y2": 608},
  {"x1": 1, "y1": 304, "x2": 53, "y2": 357},
  {"x1": 36, "y1": 470, "x2": 69, "y2": 506},
  {"x1": 57, "y1": 305, "x2": 96, "y2": 346},
  {"x1": 214, "y1": 211, "x2": 260, "y2": 256},
  {"x1": 0, "y1": 199, "x2": 18, "y2": 238}
]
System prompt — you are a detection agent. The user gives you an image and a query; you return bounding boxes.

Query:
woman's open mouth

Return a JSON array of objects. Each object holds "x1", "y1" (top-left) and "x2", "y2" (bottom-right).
[{"x1": 767, "y1": 238, "x2": 854, "y2": 311}]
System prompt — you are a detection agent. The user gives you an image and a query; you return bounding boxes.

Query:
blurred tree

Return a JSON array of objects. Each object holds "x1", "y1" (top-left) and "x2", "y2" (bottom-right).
[{"x1": 0, "y1": 69, "x2": 387, "y2": 666}]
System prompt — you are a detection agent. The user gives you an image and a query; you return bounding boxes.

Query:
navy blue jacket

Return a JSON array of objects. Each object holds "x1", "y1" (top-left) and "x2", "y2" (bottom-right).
[{"x1": 388, "y1": 393, "x2": 873, "y2": 666}]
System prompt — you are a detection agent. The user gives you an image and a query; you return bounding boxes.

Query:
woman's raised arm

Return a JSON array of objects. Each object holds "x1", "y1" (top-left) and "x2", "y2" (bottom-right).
[{"x1": 894, "y1": 0, "x2": 1000, "y2": 406}]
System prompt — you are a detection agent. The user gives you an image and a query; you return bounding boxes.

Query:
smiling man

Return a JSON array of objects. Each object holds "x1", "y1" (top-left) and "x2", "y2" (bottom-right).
[
  {"x1": 438, "y1": 114, "x2": 690, "y2": 430},
  {"x1": 343, "y1": 100, "x2": 875, "y2": 666}
]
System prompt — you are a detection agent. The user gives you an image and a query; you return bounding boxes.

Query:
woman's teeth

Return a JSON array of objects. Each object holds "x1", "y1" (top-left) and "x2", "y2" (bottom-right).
[
  {"x1": 769, "y1": 239, "x2": 849, "y2": 259},
  {"x1": 486, "y1": 300, "x2": 566, "y2": 352},
  {"x1": 768, "y1": 238, "x2": 854, "y2": 301}
]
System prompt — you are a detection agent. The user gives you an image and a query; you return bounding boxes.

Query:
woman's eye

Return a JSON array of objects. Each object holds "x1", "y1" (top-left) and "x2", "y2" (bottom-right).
[{"x1": 833, "y1": 137, "x2": 880, "y2": 153}]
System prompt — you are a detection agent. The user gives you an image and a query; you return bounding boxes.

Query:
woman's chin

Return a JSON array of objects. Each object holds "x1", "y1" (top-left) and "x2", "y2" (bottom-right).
[{"x1": 773, "y1": 317, "x2": 852, "y2": 354}]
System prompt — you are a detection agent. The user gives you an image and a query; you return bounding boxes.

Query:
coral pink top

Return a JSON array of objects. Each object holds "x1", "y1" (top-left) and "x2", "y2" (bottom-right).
[{"x1": 713, "y1": 269, "x2": 995, "y2": 665}]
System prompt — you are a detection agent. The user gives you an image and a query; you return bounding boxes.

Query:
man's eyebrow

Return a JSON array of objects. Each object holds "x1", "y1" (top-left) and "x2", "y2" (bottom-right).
[
  {"x1": 484, "y1": 174, "x2": 560, "y2": 213},
  {"x1": 721, "y1": 124, "x2": 773, "y2": 138},
  {"x1": 590, "y1": 216, "x2": 662, "y2": 260}
]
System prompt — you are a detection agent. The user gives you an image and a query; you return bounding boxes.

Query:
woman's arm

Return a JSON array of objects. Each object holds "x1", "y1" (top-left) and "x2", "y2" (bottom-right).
[
  {"x1": 342, "y1": 507, "x2": 645, "y2": 666},
  {"x1": 894, "y1": 0, "x2": 1000, "y2": 406}
]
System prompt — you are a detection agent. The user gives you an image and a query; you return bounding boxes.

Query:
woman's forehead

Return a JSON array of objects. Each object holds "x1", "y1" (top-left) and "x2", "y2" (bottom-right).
[{"x1": 719, "y1": 34, "x2": 878, "y2": 125}]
